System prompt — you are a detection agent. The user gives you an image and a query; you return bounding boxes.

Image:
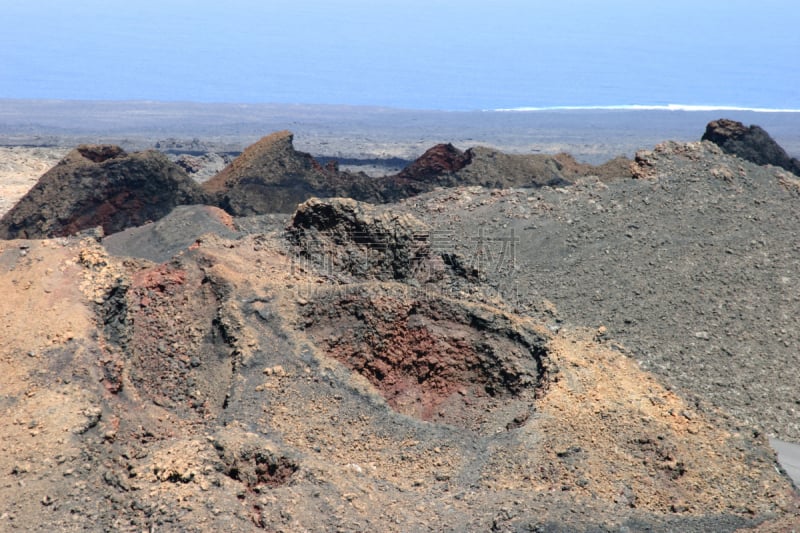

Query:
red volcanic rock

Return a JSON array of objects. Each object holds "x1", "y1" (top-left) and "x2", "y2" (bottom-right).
[
  {"x1": 303, "y1": 284, "x2": 547, "y2": 427},
  {"x1": 0, "y1": 145, "x2": 208, "y2": 239},
  {"x1": 395, "y1": 143, "x2": 473, "y2": 181}
]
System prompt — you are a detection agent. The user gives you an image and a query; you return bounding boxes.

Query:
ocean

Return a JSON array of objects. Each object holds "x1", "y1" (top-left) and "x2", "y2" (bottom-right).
[{"x1": 1, "y1": 1, "x2": 798, "y2": 112}]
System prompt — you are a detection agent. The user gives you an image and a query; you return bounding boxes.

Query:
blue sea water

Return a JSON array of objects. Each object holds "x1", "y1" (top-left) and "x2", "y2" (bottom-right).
[{"x1": 1, "y1": 1, "x2": 798, "y2": 112}]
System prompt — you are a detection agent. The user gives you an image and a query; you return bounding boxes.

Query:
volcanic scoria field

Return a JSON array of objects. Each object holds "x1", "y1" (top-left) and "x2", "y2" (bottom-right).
[{"x1": 0, "y1": 119, "x2": 798, "y2": 531}]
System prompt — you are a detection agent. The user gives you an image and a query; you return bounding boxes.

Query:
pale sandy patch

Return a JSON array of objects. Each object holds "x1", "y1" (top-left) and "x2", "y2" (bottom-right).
[{"x1": 0, "y1": 147, "x2": 68, "y2": 217}]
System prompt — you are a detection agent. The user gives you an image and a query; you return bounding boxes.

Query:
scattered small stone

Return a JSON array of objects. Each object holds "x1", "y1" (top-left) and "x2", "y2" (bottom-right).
[
  {"x1": 263, "y1": 365, "x2": 285, "y2": 377},
  {"x1": 73, "y1": 407, "x2": 102, "y2": 435},
  {"x1": 11, "y1": 463, "x2": 30, "y2": 475}
]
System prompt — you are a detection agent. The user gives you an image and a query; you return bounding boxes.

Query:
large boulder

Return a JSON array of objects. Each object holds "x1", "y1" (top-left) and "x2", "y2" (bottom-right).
[
  {"x1": 702, "y1": 118, "x2": 800, "y2": 175},
  {"x1": 0, "y1": 145, "x2": 208, "y2": 239}
]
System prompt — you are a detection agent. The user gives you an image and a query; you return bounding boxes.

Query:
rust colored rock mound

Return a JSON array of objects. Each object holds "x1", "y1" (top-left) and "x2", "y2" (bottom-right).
[
  {"x1": 203, "y1": 131, "x2": 318, "y2": 195},
  {"x1": 702, "y1": 118, "x2": 800, "y2": 175},
  {"x1": 0, "y1": 145, "x2": 208, "y2": 239},
  {"x1": 395, "y1": 143, "x2": 473, "y2": 180}
]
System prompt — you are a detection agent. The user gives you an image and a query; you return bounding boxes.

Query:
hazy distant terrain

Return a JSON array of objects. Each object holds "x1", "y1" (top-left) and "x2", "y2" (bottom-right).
[{"x1": 2, "y1": 99, "x2": 799, "y2": 164}]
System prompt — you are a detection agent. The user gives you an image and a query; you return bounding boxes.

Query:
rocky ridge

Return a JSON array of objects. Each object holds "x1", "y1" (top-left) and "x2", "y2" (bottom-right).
[
  {"x1": 201, "y1": 131, "x2": 632, "y2": 215},
  {"x1": 405, "y1": 137, "x2": 800, "y2": 444},
  {"x1": 0, "y1": 131, "x2": 633, "y2": 233}
]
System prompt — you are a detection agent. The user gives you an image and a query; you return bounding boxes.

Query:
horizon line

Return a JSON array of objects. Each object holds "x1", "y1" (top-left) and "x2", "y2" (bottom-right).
[
  {"x1": 491, "y1": 104, "x2": 800, "y2": 113},
  {"x1": 2, "y1": 98, "x2": 800, "y2": 115}
]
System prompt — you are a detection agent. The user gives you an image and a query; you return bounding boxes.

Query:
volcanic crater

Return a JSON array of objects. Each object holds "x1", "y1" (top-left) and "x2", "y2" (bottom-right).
[{"x1": 302, "y1": 283, "x2": 550, "y2": 432}]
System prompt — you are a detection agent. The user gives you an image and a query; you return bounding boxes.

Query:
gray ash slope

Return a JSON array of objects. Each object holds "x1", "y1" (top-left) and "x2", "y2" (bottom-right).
[{"x1": 402, "y1": 139, "x2": 800, "y2": 441}]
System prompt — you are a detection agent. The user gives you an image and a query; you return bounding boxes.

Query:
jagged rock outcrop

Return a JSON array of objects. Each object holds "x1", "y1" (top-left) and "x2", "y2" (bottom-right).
[
  {"x1": 0, "y1": 145, "x2": 208, "y2": 239},
  {"x1": 287, "y1": 197, "x2": 476, "y2": 282},
  {"x1": 702, "y1": 118, "x2": 800, "y2": 175}
]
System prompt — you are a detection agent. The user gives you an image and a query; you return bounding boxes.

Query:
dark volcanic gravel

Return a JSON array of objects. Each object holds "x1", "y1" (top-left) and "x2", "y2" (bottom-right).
[{"x1": 404, "y1": 140, "x2": 800, "y2": 442}]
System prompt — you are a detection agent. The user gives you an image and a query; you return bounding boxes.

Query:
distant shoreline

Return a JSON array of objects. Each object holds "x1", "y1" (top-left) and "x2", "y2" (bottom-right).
[
  {"x1": 1, "y1": 99, "x2": 799, "y2": 163},
  {"x1": 492, "y1": 104, "x2": 800, "y2": 113}
]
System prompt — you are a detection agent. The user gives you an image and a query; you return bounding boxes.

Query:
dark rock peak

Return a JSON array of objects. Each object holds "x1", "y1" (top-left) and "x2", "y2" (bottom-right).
[
  {"x1": 202, "y1": 130, "x2": 326, "y2": 194},
  {"x1": 702, "y1": 118, "x2": 800, "y2": 175},
  {"x1": 75, "y1": 144, "x2": 126, "y2": 163},
  {"x1": 396, "y1": 143, "x2": 473, "y2": 181},
  {"x1": 200, "y1": 130, "x2": 357, "y2": 215},
  {"x1": 702, "y1": 118, "x2": 749, "y2": 141}
]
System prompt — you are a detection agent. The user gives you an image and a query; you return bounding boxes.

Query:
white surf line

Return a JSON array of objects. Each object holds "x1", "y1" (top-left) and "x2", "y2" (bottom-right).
[{"x1": 491, "y1": 104, "x2": 800, "y2": 113}]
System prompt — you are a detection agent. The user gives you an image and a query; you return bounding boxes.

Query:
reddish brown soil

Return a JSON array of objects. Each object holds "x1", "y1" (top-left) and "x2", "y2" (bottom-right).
[{"x1": 305, "y1": 286, "x2": 546, "y2": 427}]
